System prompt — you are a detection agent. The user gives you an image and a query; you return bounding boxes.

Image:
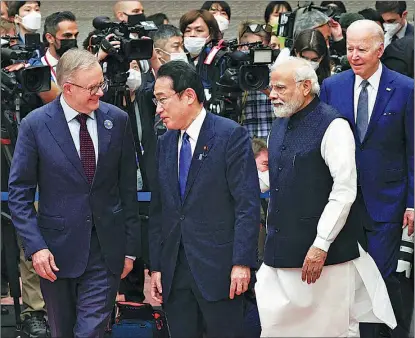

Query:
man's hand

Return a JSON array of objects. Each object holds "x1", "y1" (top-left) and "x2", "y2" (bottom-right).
[
  {"x1": 302, "y1": 246, "x2": 327, "y2": 284},
  {"x1": 403, "y1": 210, "x2": 414, "y2": 236},
  {"x1": 97, "y1": 33, "x2": 121, "y2": 62},
  {"x1": 121, "y1": 257, "x2": 134, "y2": 279},
  {"x1": 229, "y1": 265, "x2": 250, "y2": 299},
  {"x1": 329, "y1": 18, "x2": 343, "y2": 42},
  {"x1": 32, "y1": 249, "x2": 59, "y2": 282},
  {"x1": 5, "y1": 62, "x2": 28, "y2": 72},
  {"x1": 150, "y1": 271, "x2": 163, "y2": 303}
]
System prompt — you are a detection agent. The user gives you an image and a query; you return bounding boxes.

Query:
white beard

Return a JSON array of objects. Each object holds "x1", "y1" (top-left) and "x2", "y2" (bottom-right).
[{"x1": 272, "y1": 97, "x2": 303, "y2": 118}]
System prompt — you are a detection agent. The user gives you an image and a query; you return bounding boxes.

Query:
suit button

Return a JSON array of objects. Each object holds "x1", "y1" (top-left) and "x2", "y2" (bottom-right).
[
  {"x1": 86, "y1": 216, "x2": 91, "y2": 222},
  {"x1": 281, "y1": 146, "x2": 286, "y2": 151},
  {"x1": 287, "y1": 125, "x2": 292, "y2": 130},
  {"x1": 180, "y1": 215, "x2": 185, "y2": 221},
  {"x1": 275, "y1": 209, "x2": 279, "y2": 213},
  {"x1": 278, "y1": 166, "x2": 283, "y2": 171},
  {"x1": 275, "y1": 228, "x2": 280, "y2": 233},
  {"x1": 360, "y1": 145, "x2": 364, "y2": 150},
  {"x1": 275, "y1": 188, "x2": 279, "y2": 192}
]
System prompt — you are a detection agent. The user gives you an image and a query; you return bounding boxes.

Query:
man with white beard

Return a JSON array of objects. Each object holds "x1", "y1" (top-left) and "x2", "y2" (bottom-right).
[{"x1": 255, "y1": 57, "x2": 397, "y2": 337}]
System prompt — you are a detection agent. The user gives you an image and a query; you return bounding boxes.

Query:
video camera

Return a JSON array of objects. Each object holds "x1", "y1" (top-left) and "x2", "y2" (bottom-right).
[
  {"x1": 1, "y1": 33, "x2": 51, "y2": 170},
  {"x1": 277, "y1": 1, "x2": 341, "y2": 48},
  {"x1": 91, "y1": 14, "x2": 157, "y2": 63},
  {"x1": 205, "y1": 39, "x2": 279, "y2": 121}
]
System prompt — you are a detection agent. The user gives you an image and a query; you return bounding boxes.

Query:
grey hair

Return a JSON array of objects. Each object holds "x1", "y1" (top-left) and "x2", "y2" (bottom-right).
[
  {"x1": 347, "y1": 19, "x2": 385, "y2": 50},
  {"x1": 152, "y1": 24, "x2": 182, "y2": 49},
  {"x1": 56, "y1": 49, "x2": 100, "y2": 88}
]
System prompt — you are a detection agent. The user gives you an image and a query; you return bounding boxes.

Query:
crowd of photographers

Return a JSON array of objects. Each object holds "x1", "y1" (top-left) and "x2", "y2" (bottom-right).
[{"x1": 0, "y1": 0, "x2": 414, "y2": 337}]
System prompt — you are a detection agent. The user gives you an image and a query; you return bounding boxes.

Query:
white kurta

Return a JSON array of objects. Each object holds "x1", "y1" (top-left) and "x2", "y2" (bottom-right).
[{"x1": 257, "y1": 118, "x2": 397, "y2": 337}]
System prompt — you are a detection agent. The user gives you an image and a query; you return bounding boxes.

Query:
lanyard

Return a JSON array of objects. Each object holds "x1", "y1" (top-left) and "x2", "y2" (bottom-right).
[{"x1": 44, "y1": 53, "x2": 57, "y2": 80}]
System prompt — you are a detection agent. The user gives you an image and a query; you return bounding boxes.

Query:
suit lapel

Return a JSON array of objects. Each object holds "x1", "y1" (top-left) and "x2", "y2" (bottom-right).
[
  {"x1": 182, "y1": 113, "x2": 215, "y2": 203},
  {"x1": 363, "y1": 67, "x2": 396, "y2": 143},
  {"x1": 94, "y1": 104, "x2": 112, "y2": 185},
  {"x1": 342, "y1": 71, "x2": 357, "y2": 133},
  {"x1": 45, "y1": 97, "x2": 88, "y2": 183}
]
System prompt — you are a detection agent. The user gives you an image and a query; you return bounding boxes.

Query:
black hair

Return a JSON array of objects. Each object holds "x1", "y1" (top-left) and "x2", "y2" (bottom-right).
[
  {"x1": 8, "y1": 1, "x2": 41, "y2": 17},
  {"x1": 375, "y1": 1, "x2": 407, "y2": 16},
  {"x1": 201, "y1": 1, "x2": 231, "y2": 20},
  {"x1": 358, "y1": 8, "x2": 384, "y2": 24},
  {"x1": 157, "y1": 61, "x2": 205, "y2": 103},
  {"x1": 264, "y1": 1, "x2": 292, "y2": 24},
  {"x1": 291, "y1": 29, "x2": 331, "y2": 84},
  {"x1": 320, "y1": 1, "x2": 347, "y2": 14},
  {"x1": 146, "y1": 12, "x2": 169, "y2": 27},
  {"x1": 43, "y1": 11, "x2": 76, "y2": 46}
]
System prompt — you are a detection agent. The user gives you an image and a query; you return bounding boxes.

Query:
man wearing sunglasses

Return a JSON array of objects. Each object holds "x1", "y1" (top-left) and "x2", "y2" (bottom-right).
[
  {"x1": 238, "y1": 21, "x2": 275, "y2": 141},
  {"x1": 8, "y1": 49, "x2": 141, "y2": 338}
]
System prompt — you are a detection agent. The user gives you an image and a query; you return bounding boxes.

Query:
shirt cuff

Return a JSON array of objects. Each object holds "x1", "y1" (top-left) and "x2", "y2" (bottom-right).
[
  {"x1": 406, "y1": 208, "x2": 414, "y2": 211},
  {"x1": 125, "y1": 255, "x2": 136, "y2": 261},
  {"x1": 312, "y1": 236, "x2": 331, "y2": 252}
]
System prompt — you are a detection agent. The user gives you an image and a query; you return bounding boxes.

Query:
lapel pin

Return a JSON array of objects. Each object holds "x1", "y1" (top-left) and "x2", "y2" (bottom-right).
[
  {"x1": 104, "y1": 120, "x2": 113, "y2": 130},
  {"x1": 386, "y1": 87, "x2": 391, "y2": 91}
]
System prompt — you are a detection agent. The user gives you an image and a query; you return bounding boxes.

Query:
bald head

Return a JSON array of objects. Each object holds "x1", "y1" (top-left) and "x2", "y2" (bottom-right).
[
  {"x1": 347, "y1": 19, "x2": 384, "y2": 46},
  {"x1": 113, "y1": 1, "x2": 144, "y2": 22}
]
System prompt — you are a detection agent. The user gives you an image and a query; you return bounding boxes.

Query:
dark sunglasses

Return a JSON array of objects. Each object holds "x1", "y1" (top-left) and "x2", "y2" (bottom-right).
[{"x1": 241, "y1": 23, "x2": 273, "y2": 37}]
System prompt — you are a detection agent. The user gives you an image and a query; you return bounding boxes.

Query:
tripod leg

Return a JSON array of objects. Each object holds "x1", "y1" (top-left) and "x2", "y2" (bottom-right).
[{"x1": 2, "y1": 218, "x2": 22, "y2": 329}]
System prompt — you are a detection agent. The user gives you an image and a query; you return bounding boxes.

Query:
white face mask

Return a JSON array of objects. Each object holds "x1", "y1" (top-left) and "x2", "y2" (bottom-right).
[
  {"x1": 214, "y1": 14, "x2": 229, "y2": 32},
  {"x1": 19, "y1": 11, "x2": 41, "y2": 32},
  {"x1": 258, "y1": 170, "x2": 270, "y2": 193},
  {"x1": 184, "y1": 37, "x2": 207, "y2": 55},
  {"x1": 383, "y1": 22, "x2": 402, "y2": 36},
  {"x1": 126, "y1": 68, "x2": 142, "y2": 91},
  {"x1": 308, "y1": 60, "x2": 320, "y2": 70},
  {"x1": 170, "y1": 52, "x2": 189, "y2": 63}
]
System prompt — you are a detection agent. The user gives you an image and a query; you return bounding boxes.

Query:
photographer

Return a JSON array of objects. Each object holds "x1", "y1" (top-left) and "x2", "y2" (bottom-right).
[
  {"x1": 179, "y1": 9, "x2": 222, "y2": 92},
  {"x1": 238, "y1": 21, "x2": 275, "y2": 140},
  {"x1": 8, "y1": 1, "x2": 43, "y2": 56}
]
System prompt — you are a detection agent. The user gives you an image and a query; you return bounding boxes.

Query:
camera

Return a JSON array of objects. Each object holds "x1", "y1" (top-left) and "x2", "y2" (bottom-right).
[
  {"x1": 91, "y1": 15, "x2": 157, "y2": 62},
  {"x1": 205, "y1": 39, "x2": 279, "y2": 121}
]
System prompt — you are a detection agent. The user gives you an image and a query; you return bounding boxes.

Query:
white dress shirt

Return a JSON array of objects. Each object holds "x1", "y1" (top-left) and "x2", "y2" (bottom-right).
[
  {"x1": 177, "y1": 107, "x2": 207, "y2": 171},
  {"x1": 312, "y1": 118, "x2": 357, "y2": 252},
  {"x1": 41, "y1": 49, "x2": 59, "y2": 83},
  {"x1": 353, "y1": 62, "x2": 382, "y2": 123},
  {"x1": 60, "y1": 95, "x2": 99, "y2": 163}
]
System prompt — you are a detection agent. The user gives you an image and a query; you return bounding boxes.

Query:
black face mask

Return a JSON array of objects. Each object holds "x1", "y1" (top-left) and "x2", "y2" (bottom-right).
[{"x1": 55, "y1": 38, "x2": 78, "y2": 57}]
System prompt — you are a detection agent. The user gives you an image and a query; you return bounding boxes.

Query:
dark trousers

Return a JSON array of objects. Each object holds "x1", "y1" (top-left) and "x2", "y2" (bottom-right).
[
  {"x1": 40, "y1": 230, "x2": 120, "y2": 338},
  {"x1": 164, "y1": 245, "x2": 244, "y2": 338},
  {"x1": 355, "y1": 190, "x2": 408, "y2": 338}
]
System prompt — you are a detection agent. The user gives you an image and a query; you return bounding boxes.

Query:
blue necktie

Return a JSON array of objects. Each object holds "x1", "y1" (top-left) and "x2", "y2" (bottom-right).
[
  {"x1": 356, "y1": 80, "x2": 369, "y2": 142},
  {"x1": 179, "y1": 132, "x2": 192, "y2": 200}
]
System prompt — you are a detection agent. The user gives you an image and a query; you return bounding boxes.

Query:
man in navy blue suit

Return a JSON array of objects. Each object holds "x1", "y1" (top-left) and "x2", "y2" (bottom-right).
[
  {"x1": 148, "y1": 61, "x2": 260, "y2": 338},
  {"x1": 320, "y1": 20, "x2": 414, "y2": 338},
  {"x1": 8, "y1": 49, "x2": 141, "y2": 338}
]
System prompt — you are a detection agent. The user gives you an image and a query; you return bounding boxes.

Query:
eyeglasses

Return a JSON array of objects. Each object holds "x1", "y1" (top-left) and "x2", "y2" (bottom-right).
[
  {"x1": 66, "y1": 79, "x2": 108, "y2": 96},
  {"x1": 152, "y1": 91, "x2": 181, "y2": 107},
  {"x1": 241, "y1": 24, "x2": 272, "y2": 37}
]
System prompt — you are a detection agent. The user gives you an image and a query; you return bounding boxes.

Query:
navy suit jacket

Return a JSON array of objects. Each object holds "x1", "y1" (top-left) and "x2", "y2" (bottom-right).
[
  {"x1": 149, "y1": 112, "x2": 260, "y2": 302},
  {"x1": 405, "y1": 22, "x2": 414, "y2": 37},
  {"x1": 8, "y1": 96, "x2": 141, "y2": 278},
  {"x1": 320, "y1": 66, "x2": 414, "y2": 223}
]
